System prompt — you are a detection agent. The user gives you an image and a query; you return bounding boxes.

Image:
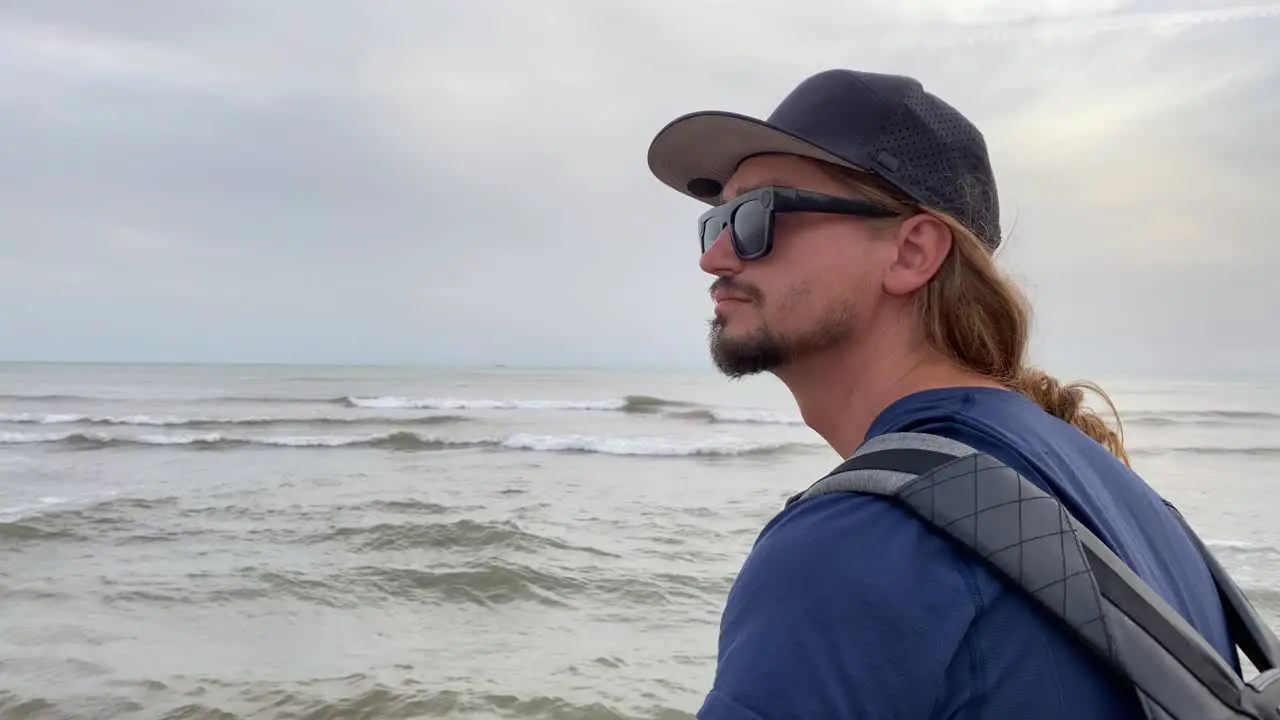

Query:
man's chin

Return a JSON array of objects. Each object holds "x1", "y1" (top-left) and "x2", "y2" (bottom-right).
[
  {"x1": 710, "y1": 348, "x2": 784, "y2": 378},
  {"x1": 708, "y1": 327, "x2": 787, "y2": 378}
]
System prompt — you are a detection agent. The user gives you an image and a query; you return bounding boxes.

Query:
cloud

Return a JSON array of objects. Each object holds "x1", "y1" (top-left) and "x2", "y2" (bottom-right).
[{"x1": 0, "y1": 0, "x2": 1276, "y2": 373}]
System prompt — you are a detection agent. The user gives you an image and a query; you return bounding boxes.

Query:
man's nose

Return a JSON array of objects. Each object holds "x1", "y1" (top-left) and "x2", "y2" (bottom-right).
[{"x1": 699, "y1": 225, "x2": 742, "y2": 276}]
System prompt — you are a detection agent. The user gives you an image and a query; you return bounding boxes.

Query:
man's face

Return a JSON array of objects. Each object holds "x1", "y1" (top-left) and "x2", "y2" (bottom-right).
[{"x1": 700, "y1": 154, "x2": 898, "y2": 378}]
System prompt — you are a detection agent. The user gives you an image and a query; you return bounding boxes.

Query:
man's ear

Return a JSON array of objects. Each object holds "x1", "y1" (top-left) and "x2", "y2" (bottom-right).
[{"x1": 883, "y1": 213, "x2": 953, "y2": 297}]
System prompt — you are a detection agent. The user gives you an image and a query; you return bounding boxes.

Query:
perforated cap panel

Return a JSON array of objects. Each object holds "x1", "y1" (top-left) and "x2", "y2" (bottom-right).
[{"x1": 871, "y1": 87, "x2": 1001, "y2": 250}]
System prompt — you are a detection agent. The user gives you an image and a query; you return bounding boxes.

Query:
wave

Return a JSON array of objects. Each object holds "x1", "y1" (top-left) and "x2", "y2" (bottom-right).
[
  {"x1": 0, "y1": 393, "x2": 93, "y2": 402},
  {"x1": 671, "y1": 408, "x2": 804, "y2": 425},
  {"x1": 339, "y1": 393, "x2": 813, "y2": 429},
  {"x1": 0, "y1": 412, "x2": 468, "y2": 428},
  {"x1": 341, "y1": 393, "x2": 690, "y2": 413},
  {"x1": 1, "y1": 508, "x2": 622, "y2": 564},
  {"x1": 7, "y1": 387, "x2": 1273, "y2": 430},
  {"x1": 0, "y1": 520, "x2": 74, "y2": 542},
  {"x1": 330, "y1": 395, "x2": 1280, "y2": 431},
  {"x1": 1130, "y1": 445, "x2": 1280, "y2": 458},
  {"x1": 3, "y1": 390, "x2": 660, "y2": 411},
  {"x1": 0, "y1": 430, "x2": 808, "y2": 457},
  {"x1": 0, "y1": 392, "x2": 349, "y2": 405},
  {"x1": 0, "y1": 684, "x2": 686, "y2": 720},
  {"x1": 1207, "y1": 539, "x2": 1280, "y2": 556},
  {"x1": 499, "y1": 433, "x2": 802, "y2": 456},
  {"x1": 0, "y1": 496, "x2": 491, "y2": 544},
  {"x1": 305, "y1": 518, "x2": 620, "y2": 557},
  {"x1": 0, "y1": 430, "x2": 485, "y2": 452},
  {"x1": 342, "y1": 394, "x2": 811, "y2": 428},
  {"x1": 346, "y1": 396, "x2": 624, "y2": 411},
  {"x1": 105, "y1": 556, "x2": 734, "y2": 612},
  {"x1": 0, "y1": 400, "x2": 808, "y2": 432},
  {"x1": 1124, "y1": 410, "x2": 1280, "y2": 427}
]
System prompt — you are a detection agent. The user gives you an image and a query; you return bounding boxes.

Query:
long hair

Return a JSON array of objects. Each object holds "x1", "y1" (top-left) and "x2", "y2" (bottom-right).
[{"x1": 816, "y1": 162, "x2": 1132, "y2": 465}]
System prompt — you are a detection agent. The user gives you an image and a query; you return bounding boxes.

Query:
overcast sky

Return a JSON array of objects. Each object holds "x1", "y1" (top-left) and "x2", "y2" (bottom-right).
[{"x1": 0, "y1": 0, "x2": 1276, "y2": 377}]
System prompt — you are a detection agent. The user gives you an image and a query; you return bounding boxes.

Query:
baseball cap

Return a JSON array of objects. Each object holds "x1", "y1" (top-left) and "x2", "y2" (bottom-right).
[{"x1": 646, "y1": 69, "x2": 1003, "y2": 251}]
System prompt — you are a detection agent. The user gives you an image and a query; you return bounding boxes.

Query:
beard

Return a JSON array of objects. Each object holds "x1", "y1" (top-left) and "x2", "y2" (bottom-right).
[{"x1": 708, "y1": 300, "x2": 856, "y2": 378}]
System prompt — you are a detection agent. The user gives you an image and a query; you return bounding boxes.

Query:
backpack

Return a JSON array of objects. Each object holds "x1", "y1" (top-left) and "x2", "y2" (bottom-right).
[{"x1": 786, "y1": 431, "x2": 1280, "y2": 720}]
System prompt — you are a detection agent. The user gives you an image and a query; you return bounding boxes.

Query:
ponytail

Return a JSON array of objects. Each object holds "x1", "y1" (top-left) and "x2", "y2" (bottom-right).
[
  {"x1": 816, "y1": 161, "x2": 1133, "y2": 466},
  {"x1": 1009, "y1": 368, "x2": 1131, "y2": 466}
]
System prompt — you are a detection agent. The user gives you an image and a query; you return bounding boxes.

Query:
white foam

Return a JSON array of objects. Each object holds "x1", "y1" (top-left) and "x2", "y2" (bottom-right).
[
  {"x1": 1206, "y1": 539, "x2": 1278, "y2": 554},
  {"x1": 345, "y1": 396, "x2": 627, "y2": 411},
  {"x1": 0, "y1": 412, "x2": 206, "y2": 425},
  {"x1": 709, "y1": 409, "x2": 805, "y2": 426},
  {"x1": 120, "y1": 432, "x2": 387, "y2": 448},
  {"x1": 134, "y1": 433, "x2": 224, "y2": 445},
  {"x1": 0, "y1": 431, "x2": 75, "y2": 444},
  {"x1": 0, "y1": 496, "x2": 71, "y2": 522},
  {"x1": 500, "y1": 433, "x2": 796, "y2": 457},
  {"x1": 0, "y1": 428, "x2": 808, "y2": 457},
  {"x1": 0, "y1": 412, "x2": 464, "y2": 427},
  {"x1": 253, "y1": 434, "x2": 400, "y2": 448},
  {"x1": 0, "y1": 412, "x2": 90, "y2": 424}
]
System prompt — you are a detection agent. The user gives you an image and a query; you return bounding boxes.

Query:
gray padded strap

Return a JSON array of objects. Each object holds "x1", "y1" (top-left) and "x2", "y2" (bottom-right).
[
  {"x1": 792, "y1": 431, "x2": 980, "y2": 502},
  {"x1": 790, "y1": 430, "x2": 1277, "y2": 720},
  {"x1": 915, "y1": 453, "x2": 1250, "y2": 719},
  {"x1": 854, "y1": 430, "x2": 981, "y2": 458}
]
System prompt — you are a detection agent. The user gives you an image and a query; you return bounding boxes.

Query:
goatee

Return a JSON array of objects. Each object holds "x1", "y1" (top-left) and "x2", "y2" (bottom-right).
[
  {"x1": 708, "y1": 306, "x2": 856, "y2": 379},
  {"x1": 708, "y1": 317, "x2": 789, "y2": 378}
]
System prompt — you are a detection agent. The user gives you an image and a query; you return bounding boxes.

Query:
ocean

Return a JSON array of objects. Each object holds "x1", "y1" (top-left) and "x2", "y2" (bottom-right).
[{"x1": 1, "y1": 363, "x2": 1278, "y2": 719}]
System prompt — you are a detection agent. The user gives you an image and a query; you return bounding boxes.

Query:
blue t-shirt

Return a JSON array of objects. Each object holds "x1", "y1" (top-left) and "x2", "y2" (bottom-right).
[{"x1": 698, "y1": 386, "x2": 1236, "y2": 719}]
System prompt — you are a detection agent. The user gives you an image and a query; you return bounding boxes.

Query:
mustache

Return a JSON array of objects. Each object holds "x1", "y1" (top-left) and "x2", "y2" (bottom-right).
[{"x1": 709, "y1": 278, "x2": 763, "y2": 303}]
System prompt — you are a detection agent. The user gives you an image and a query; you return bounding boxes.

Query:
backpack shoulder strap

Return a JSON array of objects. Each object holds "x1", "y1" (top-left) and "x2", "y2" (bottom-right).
[
  {"x1": 791, "y1": 430, "x2": 1280, "y2": 720},
  {"x1": 1161, "y1": 499, "x2": 1280, "y2": 674},
  {"x1": 784, "y1": 430, "x2": 979, "y2": 506}
]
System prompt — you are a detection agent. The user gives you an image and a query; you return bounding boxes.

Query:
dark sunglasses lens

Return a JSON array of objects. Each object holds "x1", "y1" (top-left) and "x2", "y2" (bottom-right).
[
  {"x1": 701, "y1": 218, "x2": 724, "y2": 253},
  {"x1": 732, "y1": 200, "x2": 768, "y2": 258}
]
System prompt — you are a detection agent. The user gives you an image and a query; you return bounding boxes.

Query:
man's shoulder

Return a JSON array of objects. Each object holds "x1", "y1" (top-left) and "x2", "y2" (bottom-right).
[
  {"x1": 734, "y1": 490, "x2": 984, "y2": 621},
  {"x1": 863, "y1": 385, "x2": 1239, "y2": 671},
  {"x1": 866, "y1": 385, "x2": 1133, "y2": 496},
  {"x1": 709, "y1": 458, "x2": 1137, "y2": 719},
  {"x1": 710, "y1": 492, "x2": 997, "y2": 718},
  {"x1": 869, "y1": 385, "x2": 1089, "y2": 449}
]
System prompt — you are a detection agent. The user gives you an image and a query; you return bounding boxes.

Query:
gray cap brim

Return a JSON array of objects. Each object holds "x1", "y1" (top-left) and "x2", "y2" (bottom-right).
[{"x1": 646, "y1": 110, "x2": 867, "y2": 205}]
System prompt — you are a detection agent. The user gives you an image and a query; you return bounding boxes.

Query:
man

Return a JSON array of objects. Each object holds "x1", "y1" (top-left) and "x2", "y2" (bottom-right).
[{"x1": 645, "y1": 70, "x2": 1237, "y2": 718}]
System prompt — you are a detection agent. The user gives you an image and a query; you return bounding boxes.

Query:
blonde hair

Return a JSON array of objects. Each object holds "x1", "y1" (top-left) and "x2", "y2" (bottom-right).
[{"x1": 816, "y1": 162, "x2": 1131, "y2": 466}]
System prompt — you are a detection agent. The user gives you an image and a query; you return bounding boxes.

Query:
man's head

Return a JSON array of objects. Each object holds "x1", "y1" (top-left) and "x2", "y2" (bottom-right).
[
  {"x1": 645, "y1": 68, "x2": 1134, "y2": 466},
  {"x1": 648, "y1": 69, "x2": 1025, "y2": 382},
  {"x1": 699, "y1": 153, "x2": 953, "y2": 377}
]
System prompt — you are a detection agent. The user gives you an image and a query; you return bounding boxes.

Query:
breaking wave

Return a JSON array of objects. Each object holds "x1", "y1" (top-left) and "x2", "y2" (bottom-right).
[
  {"x1": 342, "y1": 394, "x2": 691, "y2": 413},
  {"x1": 1207, "y1": 539, "x2": 1280, "y2": 556},
  {"x1": 0, "y1": 430, "x2": 483, "y2": 452},
  {"x1": 341, "y1": 394, "x2": 808, "y2": 426},
  {"x1": 499, "y1": 433, "x2": 802, "y2": 456},
  {"x1": 0, "y1": 390, "x2": 808, "y2": 427},
  {"x1": 0, "y1": 430, "x2": 809, "y2": 457},
  {"x1": 7, "y1": 390, "x2": 1278, "y2": 431},
  {"x1": 1130, "y1": 445, "x2": 1280, "y2": 459},
  {"x1": 1124, "y1": 410, "x2": 1280, "y2": 427},
  {"x1": 671, "y1": 408, "x2": 804, "y2": 425},
  {"x1": 303, "y1": 518, "x2": 620, "y2": 557},
  {"x1": 100, "y1": 557, "x2": 734, "y2": 612},
  {"x1": 0, "y1": 412, "x2": 469, "y2": 428}
]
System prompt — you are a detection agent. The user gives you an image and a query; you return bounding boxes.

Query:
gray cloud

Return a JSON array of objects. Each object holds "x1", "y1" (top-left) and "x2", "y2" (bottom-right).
[{"x1": 0, "y1": 0, "x2": 1277, "y2": 374}]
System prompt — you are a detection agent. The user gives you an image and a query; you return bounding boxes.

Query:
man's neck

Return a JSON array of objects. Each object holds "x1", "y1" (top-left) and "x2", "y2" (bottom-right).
[{"x1": 775, "y1": 339, "x2": 1003, "y2": 458}]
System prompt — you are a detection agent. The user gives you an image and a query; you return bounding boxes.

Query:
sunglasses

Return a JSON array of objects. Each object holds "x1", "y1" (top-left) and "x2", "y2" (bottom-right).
[{"x1": 698, "y1": 185, "x2": 900, "y2": 260}]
